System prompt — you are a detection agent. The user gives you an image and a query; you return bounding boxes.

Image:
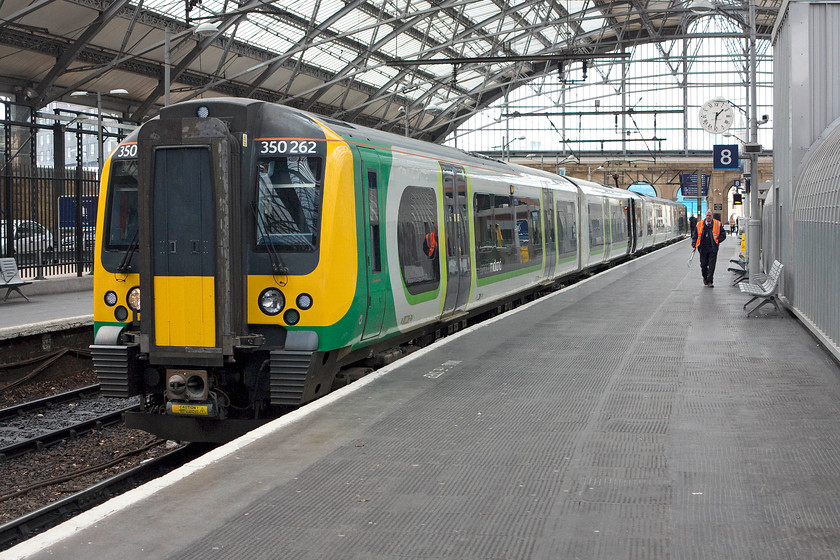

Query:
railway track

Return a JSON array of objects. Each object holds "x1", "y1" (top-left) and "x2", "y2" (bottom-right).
[
  {"x1": 0, "y1": 442, "x2": 211, "y2": 551},
  {"x1": 0, "y1": 384, "x2": 214, "y2": 552},
  {"x1": 0, "y1": 386, "x2": 140, "y2": 460},
  {"x1": 0, "y1": 384, "x2": 100, "y2": 423}
]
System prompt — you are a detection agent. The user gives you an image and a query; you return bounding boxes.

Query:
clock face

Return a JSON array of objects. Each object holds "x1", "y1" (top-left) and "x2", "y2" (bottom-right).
[{"x1": 699, "y1": 99, "x2": 734, "y2": 134}]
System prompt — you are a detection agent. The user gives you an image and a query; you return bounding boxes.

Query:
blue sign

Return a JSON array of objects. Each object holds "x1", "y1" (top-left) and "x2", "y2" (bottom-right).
[
  {"x1": 713, "y1": 144, "x2": 740, "y2": 170},
  {"x1": 680, "y1": 173, "x2": 710, "y2": 197},
  {"x1": 58, "y1": 195, "x2": 98, "y2": 228}
]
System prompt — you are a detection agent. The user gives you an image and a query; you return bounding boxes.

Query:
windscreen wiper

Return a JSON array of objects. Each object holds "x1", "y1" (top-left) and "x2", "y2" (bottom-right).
[
  {"x1": 116, "y1": 230, "x2": 138, "y2": 273},
  {"x1": 250, "y1": 201, "x2": 289, "y2": 279}
]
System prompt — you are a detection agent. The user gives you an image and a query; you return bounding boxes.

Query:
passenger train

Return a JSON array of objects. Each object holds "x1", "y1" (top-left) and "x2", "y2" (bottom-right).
[{"x1": 90, "y1": 98, "x2": 687, "y2": 442}]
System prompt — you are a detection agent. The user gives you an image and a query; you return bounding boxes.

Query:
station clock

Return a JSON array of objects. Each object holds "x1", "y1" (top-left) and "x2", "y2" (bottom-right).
[{"x1": 699, "y1": 99, "x2": 734, "y2": 134}]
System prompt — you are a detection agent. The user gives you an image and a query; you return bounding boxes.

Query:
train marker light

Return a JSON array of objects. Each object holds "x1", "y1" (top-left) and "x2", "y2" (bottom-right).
[
  {"x1": 259, "y1": 288, "x2": 285, "y2": 315},
  {"x1": 296, "y1": 293, "x2": 313, "y2": 310},
  {"x1": 104, "y1": 291, "x2": 118, "y2": 306}
]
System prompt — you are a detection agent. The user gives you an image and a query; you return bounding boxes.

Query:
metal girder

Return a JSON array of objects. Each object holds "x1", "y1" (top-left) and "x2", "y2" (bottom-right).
[
  {"x1": 32, "y1": 0, "x2": 133, "y2": 106},
  {"x1": 0, "y1": 0, "x2": 60, "y2": 28},
  {"x1": 0, "y1": 0, "x2": 781, "y2": 140},
  {"x1": 241, "y1": 0, "x2": 367, "y2": 97}
]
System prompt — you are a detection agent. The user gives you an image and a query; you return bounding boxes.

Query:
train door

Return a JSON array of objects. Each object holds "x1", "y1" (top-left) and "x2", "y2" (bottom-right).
[
  {"x1": 440, "y1": 165, "x2": 470, "y2": 317},
  {"x1": 151, "y1": 147, "x2": 217, "y2": 350},
  {"x1": 543, "y1": 187, "x2": 556, "y2": 278},
  {"x1": 138, "y1": 117, "x2": 241, "y2": 366},
  {"x1": 627, "y1": 198, "x2": 637, "y2": 253},
  {"x1": 359, "y1": 148, "x2": 386, "y2": 340}
]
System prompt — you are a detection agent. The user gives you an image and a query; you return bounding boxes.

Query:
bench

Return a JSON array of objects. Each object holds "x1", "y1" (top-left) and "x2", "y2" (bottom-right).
[
  {"x1": 739, "y1": 259, "x2": 783, "y2": 317},
  {"x1": 728, "y1": 255, "x2": 748, "y2": 284},
  {"x1": 0, "y1": 258, "x2": 31, "y2": 302}
]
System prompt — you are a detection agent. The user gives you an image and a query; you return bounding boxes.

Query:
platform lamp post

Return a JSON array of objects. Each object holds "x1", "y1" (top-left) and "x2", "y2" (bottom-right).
[
  {"x1": 492, "y1": 136, "x2": 526, "y2": 162},
  {"x1": 161, "y1": 22, "x2": 219, "y2": 107},
  {"x1": 70, "y1": 88, "x2": 129, "y2": 173},
  {"x1": 689, "y1": 0, "x2": 761, "y2": 281}
]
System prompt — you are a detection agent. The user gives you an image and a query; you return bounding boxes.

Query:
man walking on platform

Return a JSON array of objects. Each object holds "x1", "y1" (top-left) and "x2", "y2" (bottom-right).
[{"x1": 692, "y1": 209, "x2": 726, "y2": 287}]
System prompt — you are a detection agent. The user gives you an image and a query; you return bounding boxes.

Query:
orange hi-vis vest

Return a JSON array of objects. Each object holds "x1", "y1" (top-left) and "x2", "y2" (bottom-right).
[
  {"x1": 424, "y1": 232, "x2": 437, "y2": 257},
  {"x1": 695, "y1": 219, "x2": 720, "y2": 248}
]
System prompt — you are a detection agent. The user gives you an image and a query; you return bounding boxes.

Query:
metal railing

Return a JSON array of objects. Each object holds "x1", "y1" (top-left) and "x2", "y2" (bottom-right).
[{"x1": 1, "y1": 100, "x2": 134, "y2": 279}]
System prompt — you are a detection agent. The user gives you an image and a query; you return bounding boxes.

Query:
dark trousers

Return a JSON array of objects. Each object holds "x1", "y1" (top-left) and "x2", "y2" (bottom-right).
[{"x1": 699, "y1": 249, "x2": 718, "y2": 284}]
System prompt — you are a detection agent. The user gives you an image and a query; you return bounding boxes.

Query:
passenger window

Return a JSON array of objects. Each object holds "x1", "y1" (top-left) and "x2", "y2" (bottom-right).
[
  {"x1": 473, "y1": 190, "x2": 542, "y2": 278},
  {"x1": 397, "y1": 186, "x2": 439, "y2": 295}
]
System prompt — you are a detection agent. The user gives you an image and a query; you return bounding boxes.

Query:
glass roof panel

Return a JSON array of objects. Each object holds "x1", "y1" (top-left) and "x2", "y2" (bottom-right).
[{"x1": 39, "y1": 0, "x2": 775, "y2": 141}]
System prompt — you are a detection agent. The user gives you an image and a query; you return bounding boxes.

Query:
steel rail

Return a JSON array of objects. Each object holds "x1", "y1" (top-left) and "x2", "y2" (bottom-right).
[
  {"x1": 0, "y1": 403, "x2": 140, "y2": 460},
  {"x1": 0, "y1": 384, "x2": 101, "y2": 423},
  {"x1": 0, "y1": 443, "x2": 210, "y2": 551}
]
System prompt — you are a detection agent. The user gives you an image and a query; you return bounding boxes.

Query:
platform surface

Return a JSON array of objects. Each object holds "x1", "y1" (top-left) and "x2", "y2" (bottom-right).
[
  {"x1": 7, "y1": 240, "x2": 840, "y2": 560},
  {"x1": 0, "y1": 274, "x2": 92, "y2": 339}
]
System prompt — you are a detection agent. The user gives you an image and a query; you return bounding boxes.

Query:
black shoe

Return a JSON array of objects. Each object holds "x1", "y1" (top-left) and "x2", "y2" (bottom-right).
[{"x1": 709, "y1": 283, "x2": 714, "y2": 288}]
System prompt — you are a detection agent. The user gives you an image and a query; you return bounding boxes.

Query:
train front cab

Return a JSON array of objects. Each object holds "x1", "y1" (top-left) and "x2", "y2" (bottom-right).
[{"x1": 90, "y1": 100, "x2": 364, "y2": 442}]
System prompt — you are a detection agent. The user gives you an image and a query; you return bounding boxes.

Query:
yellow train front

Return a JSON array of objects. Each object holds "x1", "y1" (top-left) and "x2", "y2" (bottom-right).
[{"x1": 92, "y1": 99, "x2": 369, "y2": 442}]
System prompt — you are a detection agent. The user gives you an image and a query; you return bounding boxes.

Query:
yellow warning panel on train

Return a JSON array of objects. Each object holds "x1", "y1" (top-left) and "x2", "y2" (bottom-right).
[{"x1": 169, "y1": 403, "x2": 210, "y2": 416}]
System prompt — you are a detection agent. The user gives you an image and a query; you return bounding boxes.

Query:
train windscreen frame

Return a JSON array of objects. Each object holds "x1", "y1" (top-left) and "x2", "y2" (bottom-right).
[
  {"x1": 255, "y1": 155, "x2": 323, "y2": 253},
  {"x1": 104, "y1": 159, "x2": 139, "y2": 251}
]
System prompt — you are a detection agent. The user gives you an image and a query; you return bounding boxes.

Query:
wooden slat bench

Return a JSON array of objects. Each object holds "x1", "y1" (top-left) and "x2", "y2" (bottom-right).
[
  {"x1": 0, "y1": 258, "x2": 31, "y2": 302},
  {"x1": 739, "y1": 259, "x2": 783, "y2": 317}
]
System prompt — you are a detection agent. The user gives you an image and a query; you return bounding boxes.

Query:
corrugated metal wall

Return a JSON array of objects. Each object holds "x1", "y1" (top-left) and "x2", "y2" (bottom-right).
[
  {"x1": 793, "y1": 119, "x2": 840, "y2": 350},
  {"x1": 773, "y1": 0, "x2": 840, "y2": 358}
]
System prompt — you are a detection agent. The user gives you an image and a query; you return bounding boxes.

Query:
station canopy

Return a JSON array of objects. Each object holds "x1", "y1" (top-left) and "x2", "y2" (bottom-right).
[{"x1": 0, "y1": 0, "x2": 781, "y2": 143}]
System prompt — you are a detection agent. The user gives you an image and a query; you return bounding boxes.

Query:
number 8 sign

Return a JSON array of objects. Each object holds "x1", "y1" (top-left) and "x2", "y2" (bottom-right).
[{"x1": 713, "y1": 144, "x2": 740, "y2": 170}]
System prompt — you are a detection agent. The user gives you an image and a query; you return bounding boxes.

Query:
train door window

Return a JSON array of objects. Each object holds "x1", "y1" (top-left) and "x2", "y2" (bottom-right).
[
  {"x1": 557, "y1": 199, "x2": 577, "y2": 260},
  {"x1": 255, "y1": 156, "x2": 323, "y2": 252},
  {"x1": 367, "y1": 170, "x2": 381, "y2": 272},
  {"x1": 397, "y1": 186, "x2": 439, "y2": 295},
  {"x1": 634, "y1": 204, "x2": 643, "y2": 234},
  {"x1": 545, "y1": 198, "x2": 556, "y2": 247},
  {"x1": 588, "y1": 201, "x2": 604, "y2": 249},
  {"x1": 612, "y1": 200, "x2": 627, "y2": 242},
  {"x1": 105, "y1": 159, "x2": 139, "y2": 249}
]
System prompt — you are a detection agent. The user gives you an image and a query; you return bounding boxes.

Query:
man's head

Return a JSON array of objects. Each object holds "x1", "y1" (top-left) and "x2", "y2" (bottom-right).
[{"x1": 705, "y1": 210, "x2": 713, "y2": 222}]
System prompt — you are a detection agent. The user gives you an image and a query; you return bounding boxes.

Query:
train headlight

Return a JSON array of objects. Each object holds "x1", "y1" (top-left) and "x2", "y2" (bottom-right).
[
  {"x1": 296, "y1": 293, "x2": 313, "y2": 310},
  {"x1": 284, "y1": 309, "x2": 300, "y2": 325},
  {"x1": 197, "y1": 105, "x2": 210, "y2": 118},
  {"x1": 127, "y1": 286, "x2": 141, "y2": 312},
  {"x1": 259, "y1": 288, "x2": 285, "y2": 316},
  {"x1": 104, "y1": 291, "x2": 118, "y2": 306}
]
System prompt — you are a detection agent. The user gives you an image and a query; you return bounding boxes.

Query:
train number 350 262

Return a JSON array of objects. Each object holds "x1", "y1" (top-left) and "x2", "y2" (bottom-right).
[{"x1": 258, "y1": 140, "x2": 319, "y2": 155}]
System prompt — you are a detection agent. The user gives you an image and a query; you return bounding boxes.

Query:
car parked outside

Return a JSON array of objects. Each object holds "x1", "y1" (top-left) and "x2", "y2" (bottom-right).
[
  {"x1": 61, "y1": 227, "x2": 96, "y2": 251},
  {"x1": 0, "y1": 220, "x2": 55, "y2": 262}
]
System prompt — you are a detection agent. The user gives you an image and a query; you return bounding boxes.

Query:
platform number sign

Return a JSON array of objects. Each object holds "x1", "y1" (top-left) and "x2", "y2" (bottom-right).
[{"x1": 713, "y1": 144, "x2": 740, "y2": 170}]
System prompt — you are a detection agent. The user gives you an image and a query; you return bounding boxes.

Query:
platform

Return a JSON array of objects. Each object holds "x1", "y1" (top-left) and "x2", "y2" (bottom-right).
[
  {"x1": 0, "y1": 274, "x2": 92, "y2": 340},
  {"x1": 6, "y1": 239, "x2": 840, "y2": 560}
]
